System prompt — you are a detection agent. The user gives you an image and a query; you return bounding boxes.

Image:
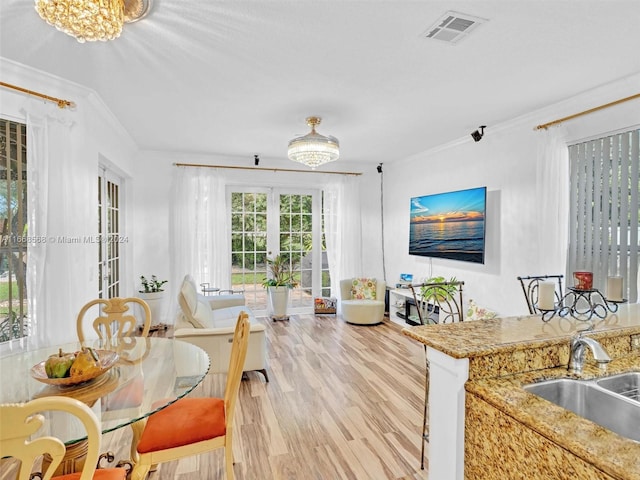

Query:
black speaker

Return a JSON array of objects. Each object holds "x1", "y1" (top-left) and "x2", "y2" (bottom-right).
[{"x1": 471, "y1": 125, "x2": 486, "y2": 142}]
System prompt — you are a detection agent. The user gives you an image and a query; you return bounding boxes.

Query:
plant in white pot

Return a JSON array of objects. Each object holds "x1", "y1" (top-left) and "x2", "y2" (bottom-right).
[
  {"x1": 262, "y1": 254, "x2": 297, "y2": 321},
  {"x1": 138, "y1": 275, "x2": 168, "y2": 327}
]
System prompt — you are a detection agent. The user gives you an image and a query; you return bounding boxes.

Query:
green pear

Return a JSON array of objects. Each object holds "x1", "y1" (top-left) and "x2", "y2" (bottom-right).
[{"x1": 44, "y1": 348, "x2": 75, "y2": 378}]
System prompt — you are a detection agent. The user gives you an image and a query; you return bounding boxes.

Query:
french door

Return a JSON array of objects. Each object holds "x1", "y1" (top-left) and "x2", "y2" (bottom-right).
[
  {"x1": 230, "y1": 187, "x2": 327, "y2": 313},
  {"x1": 97, "y1": 168, "x2": 123, "y2": 298}
]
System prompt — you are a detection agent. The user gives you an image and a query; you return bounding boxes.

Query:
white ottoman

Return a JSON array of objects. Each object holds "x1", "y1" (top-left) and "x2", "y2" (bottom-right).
[{"x1": 342, "y1": 299, "x2": 385, "y2": 325}]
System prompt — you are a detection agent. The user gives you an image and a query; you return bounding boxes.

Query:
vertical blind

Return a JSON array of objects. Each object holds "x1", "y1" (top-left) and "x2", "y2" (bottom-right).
[{"x1": 568, "y1": 129, "x2": 640, "y2": 302}]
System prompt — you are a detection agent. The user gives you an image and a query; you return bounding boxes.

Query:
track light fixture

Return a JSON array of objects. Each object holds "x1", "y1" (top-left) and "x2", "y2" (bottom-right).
[
  {"x1": 377, "y1": 163, "x2": 383, "y2": 173},
  {"x1": 254, "y1": 154, "x2": 260, "y2": 166},
  {"x1": 471, "y1": 125, "x2": 486, "y2": 142}
]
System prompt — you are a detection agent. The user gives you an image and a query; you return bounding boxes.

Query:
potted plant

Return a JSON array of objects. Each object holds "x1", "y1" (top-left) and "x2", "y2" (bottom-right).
[
  {"x1": 138, "y1": 275, "x2": 168, "y2": 326},
  {"x1": 420, "y1": 276, "x2": 460, "y2": 302},
  {"x1": 262, "y1": 255, "x2": 297, "y2": 320}
]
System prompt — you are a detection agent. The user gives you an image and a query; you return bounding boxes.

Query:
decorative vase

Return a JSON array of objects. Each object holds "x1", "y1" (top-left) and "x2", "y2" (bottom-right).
[
  {"x1": 138, "y1": 291, "x2": 165, "y2": 326},
  {"x1": 267, "y1": 286, "x2": 290, "y2": 321}
]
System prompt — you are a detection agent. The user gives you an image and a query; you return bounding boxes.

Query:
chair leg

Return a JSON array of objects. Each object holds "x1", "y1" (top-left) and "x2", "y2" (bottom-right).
[
  {"x1": 225, "y1": 443, "x2": 235, "y2": 479},
  {"x1": 421, "y1": 347, "x2": 430, "y2": 470},
  {"x1": 129, "y1": 419, "x2": 146, "y2": 464},
  {"x1": 130, "y1": 463, "x2": 151, "y2": 480}
]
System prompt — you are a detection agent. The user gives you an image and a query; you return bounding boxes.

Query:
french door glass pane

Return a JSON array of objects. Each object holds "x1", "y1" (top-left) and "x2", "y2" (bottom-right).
[
  {"x1": 231, "y1": 192, "x2": 267, "y2": 310},
  {"x1": 321, "y1": 193, "x2": 331, "y2": 298},
  {"x1": 98, "y1": 172, "x2": 121, "y2": 298},
  {"x1": 280, "y1": 193, "x2": 313, "y2": 309}
]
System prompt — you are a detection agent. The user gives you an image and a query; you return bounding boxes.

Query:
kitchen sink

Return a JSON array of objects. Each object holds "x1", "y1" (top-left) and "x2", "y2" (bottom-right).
[
  {"x1": 596, "y1": 372, "x2": 640, "y2": 402},
  {"x1": 524, "y1": 377, "x2": 640, "y2": 442}
]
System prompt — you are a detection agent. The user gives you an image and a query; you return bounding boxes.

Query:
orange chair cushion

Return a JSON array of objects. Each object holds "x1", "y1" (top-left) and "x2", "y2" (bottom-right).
[
  {"x1": 54, "y1": 468, "x2": 127, "y2": 480},
  {"x1": 136, "y1": 397, "x2": 226, "y2": 454}
]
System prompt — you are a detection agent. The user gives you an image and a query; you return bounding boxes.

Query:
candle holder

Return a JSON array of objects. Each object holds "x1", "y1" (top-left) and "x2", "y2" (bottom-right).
[
  {"x1": 538, "y1": 307, "x2": 559, "y2": 322},
  {"x1": 573, "y1": 271, "x2": 593, "y2": 290},
  {"x1": 539, "y1": 287, "x2": 625, "y2": 322}
]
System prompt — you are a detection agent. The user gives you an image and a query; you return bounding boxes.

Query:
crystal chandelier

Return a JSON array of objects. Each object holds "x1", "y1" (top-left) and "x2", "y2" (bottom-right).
[
  {"x1": 288, "y1": 117, "x2": 340, "y2": 169},
  {"x1": 34, "y1": 0, "x2": 152, "y2": 43}
]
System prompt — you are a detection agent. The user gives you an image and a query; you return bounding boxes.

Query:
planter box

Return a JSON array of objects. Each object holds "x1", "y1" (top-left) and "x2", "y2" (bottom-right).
[{"x1": 314, "y1": 297, "x2": 337, "y2": 315}]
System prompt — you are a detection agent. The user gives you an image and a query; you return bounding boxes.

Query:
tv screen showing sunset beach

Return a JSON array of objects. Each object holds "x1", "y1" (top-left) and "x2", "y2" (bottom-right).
[{"x1": 409, "y1": 186, "x2": 486, "y2": 264}]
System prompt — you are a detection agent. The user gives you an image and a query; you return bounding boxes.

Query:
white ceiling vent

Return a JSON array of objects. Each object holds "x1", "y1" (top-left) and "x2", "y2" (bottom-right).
[{"x1": 422, "y1": 11, "x2": 487, "y2": 44}]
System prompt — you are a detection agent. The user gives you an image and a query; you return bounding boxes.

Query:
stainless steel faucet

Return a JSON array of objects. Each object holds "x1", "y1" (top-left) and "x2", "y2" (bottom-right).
[{"x1": 568, "y1": 331, "x2": 611, "y2": 373}]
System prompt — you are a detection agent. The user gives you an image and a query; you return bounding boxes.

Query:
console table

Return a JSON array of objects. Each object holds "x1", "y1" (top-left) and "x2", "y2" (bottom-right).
[{"x1": 388, "y1": 288, "x2": 439, "y2": 326}]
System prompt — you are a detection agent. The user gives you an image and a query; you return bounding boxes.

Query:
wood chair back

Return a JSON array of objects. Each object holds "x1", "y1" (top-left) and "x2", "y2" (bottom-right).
[
  {"x1": 0, "y1": 396, "x2": 125, "y2": 480},
  {"x1": 76, "y1": 297, "x2": 151, "y2": 346},
  {"x1": 223, "y1": 311, "x2": 251, "y2": 429}
]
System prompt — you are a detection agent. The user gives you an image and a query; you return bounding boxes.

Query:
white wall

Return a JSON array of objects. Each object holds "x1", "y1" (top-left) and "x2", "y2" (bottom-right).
[
  {"x1": 383, "y1": 72, "x2": 640, "y2": 316},
  {"x1": 0, "y1": 58, "x2": 138, "y2": 349}
]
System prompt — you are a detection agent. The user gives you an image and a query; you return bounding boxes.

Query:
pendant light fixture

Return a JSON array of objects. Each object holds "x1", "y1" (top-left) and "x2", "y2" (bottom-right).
[{"x1": 287, "y1": 117, "x2": 340, "y2": 169}]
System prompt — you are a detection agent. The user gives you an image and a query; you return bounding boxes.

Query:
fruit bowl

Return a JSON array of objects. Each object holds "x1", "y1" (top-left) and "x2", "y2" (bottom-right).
[{"x1": 30, "y1": 350, "x2": 119, "y2": 386}]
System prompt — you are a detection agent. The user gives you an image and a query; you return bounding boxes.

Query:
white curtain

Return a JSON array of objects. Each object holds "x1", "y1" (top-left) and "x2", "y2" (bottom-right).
[
  {"x1": 169, "y1": 167, "x2": 230, "y2": 318},
  {"x1": 323, "y1": 175, "x2": 363, "y2": 302},
  {"x1": 24, "y1": 100, "x2": 89, "y2": 349},
  {"x1": 536, "y1": 126, "x2": 569, "y2": 275}
]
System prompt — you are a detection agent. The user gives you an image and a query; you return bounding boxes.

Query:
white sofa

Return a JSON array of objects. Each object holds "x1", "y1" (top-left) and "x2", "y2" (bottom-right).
[{"x1": 174, "y1": 275, "x2": 268, "y2": 381}]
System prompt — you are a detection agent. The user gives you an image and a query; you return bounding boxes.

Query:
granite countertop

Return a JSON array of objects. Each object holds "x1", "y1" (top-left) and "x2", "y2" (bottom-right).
[
  {"x1": 402, "y1": 303, "x2": 640, "y2": 359},
  {"x1": 467, "y1": 355, "x2": 640, "y2": 480}
]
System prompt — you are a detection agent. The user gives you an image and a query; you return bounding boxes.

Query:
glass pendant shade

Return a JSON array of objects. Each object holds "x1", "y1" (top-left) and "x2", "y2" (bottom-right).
[{"x1": 288, "y1": 117, "x2": 339, "y2": 169}]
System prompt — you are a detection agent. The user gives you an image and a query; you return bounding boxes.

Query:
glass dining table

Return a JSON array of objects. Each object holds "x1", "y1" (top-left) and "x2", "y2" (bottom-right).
[{"x1": 0, "y1": 336, "x2": 210, "y2": 474}]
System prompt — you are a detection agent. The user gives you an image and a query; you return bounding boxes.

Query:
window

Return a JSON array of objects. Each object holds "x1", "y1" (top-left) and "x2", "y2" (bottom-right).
[
  {"x1": 568, "y1": 129, "x2": 639, "y2": 302},
  {"x1": 98, "y1": 168, "x2": 123, "y2": 298},
  {"x1": 0, "y1": 119, "x2": 28, "y2": 342}
]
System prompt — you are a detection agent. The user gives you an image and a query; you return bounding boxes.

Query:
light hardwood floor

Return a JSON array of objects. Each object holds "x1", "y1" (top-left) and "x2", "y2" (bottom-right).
[{"x1": 104, "y1": 314, "x2": 430, "y2": 479}]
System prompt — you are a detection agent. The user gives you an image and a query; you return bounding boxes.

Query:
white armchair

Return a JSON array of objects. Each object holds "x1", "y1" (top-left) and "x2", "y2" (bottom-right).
[
  {"x1": 340, "y1": 278, "x2": 386, "y2": 325},
  {"x1": 174, "y1": 275, "x2": 268, "y2": 381}
]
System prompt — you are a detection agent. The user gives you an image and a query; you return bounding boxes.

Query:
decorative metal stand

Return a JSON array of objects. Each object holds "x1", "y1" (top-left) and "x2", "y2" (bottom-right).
[{"x1": 539, "y1": 287, "x2": 626, "y2": 322}]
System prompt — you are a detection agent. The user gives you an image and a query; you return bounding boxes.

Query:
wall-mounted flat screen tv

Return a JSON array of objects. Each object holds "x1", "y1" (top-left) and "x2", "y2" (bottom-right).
[{"x1": 409, "y1": 186, "x2": 486, "y2": 264}]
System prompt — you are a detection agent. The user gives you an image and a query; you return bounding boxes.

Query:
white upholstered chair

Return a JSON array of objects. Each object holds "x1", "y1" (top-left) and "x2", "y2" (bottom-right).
[
  {"x1": 340, "y1": 278, "x2": 386, "y2": 325},
  {"x1": 175, "y1": 275, "x2": 268, "y2": 381}
]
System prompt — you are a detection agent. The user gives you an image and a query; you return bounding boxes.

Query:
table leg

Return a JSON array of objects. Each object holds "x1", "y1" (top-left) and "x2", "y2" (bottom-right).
[{"x1": 42, "y1": 439, "x2": 89, "y2": 475}]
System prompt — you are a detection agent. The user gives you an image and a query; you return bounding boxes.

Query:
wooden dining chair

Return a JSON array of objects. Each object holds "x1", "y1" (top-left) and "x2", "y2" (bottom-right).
[
  {"x1": 76, "y1": 297, "x2": 153, "y2": 462},
  {"x1": 130, "y1": 311, "x2": 251, "y2": 480},
  {"x1": 76, "y1": 297, "x2": 152, "y2": 346},
  {"x1": 0, "y1": 396, "x2": 127, "y2": 480}
]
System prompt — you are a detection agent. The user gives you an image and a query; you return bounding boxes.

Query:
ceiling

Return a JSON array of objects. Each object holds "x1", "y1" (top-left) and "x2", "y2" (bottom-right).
[{"x1": 1, "y1": 1, "x2": 640, "y2": 168}]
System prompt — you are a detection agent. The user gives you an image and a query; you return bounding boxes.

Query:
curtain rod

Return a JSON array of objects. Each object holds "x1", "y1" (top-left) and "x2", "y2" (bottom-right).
[
  {"x1": 0, "y1": 81, "x2": 75, "y2": 109},
  {"x1": 535, "y1": 93, "x2": 640, "y2": 130},
  {"x1": 174, "y1": 162, "x2": 362, "y2": 176}
]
